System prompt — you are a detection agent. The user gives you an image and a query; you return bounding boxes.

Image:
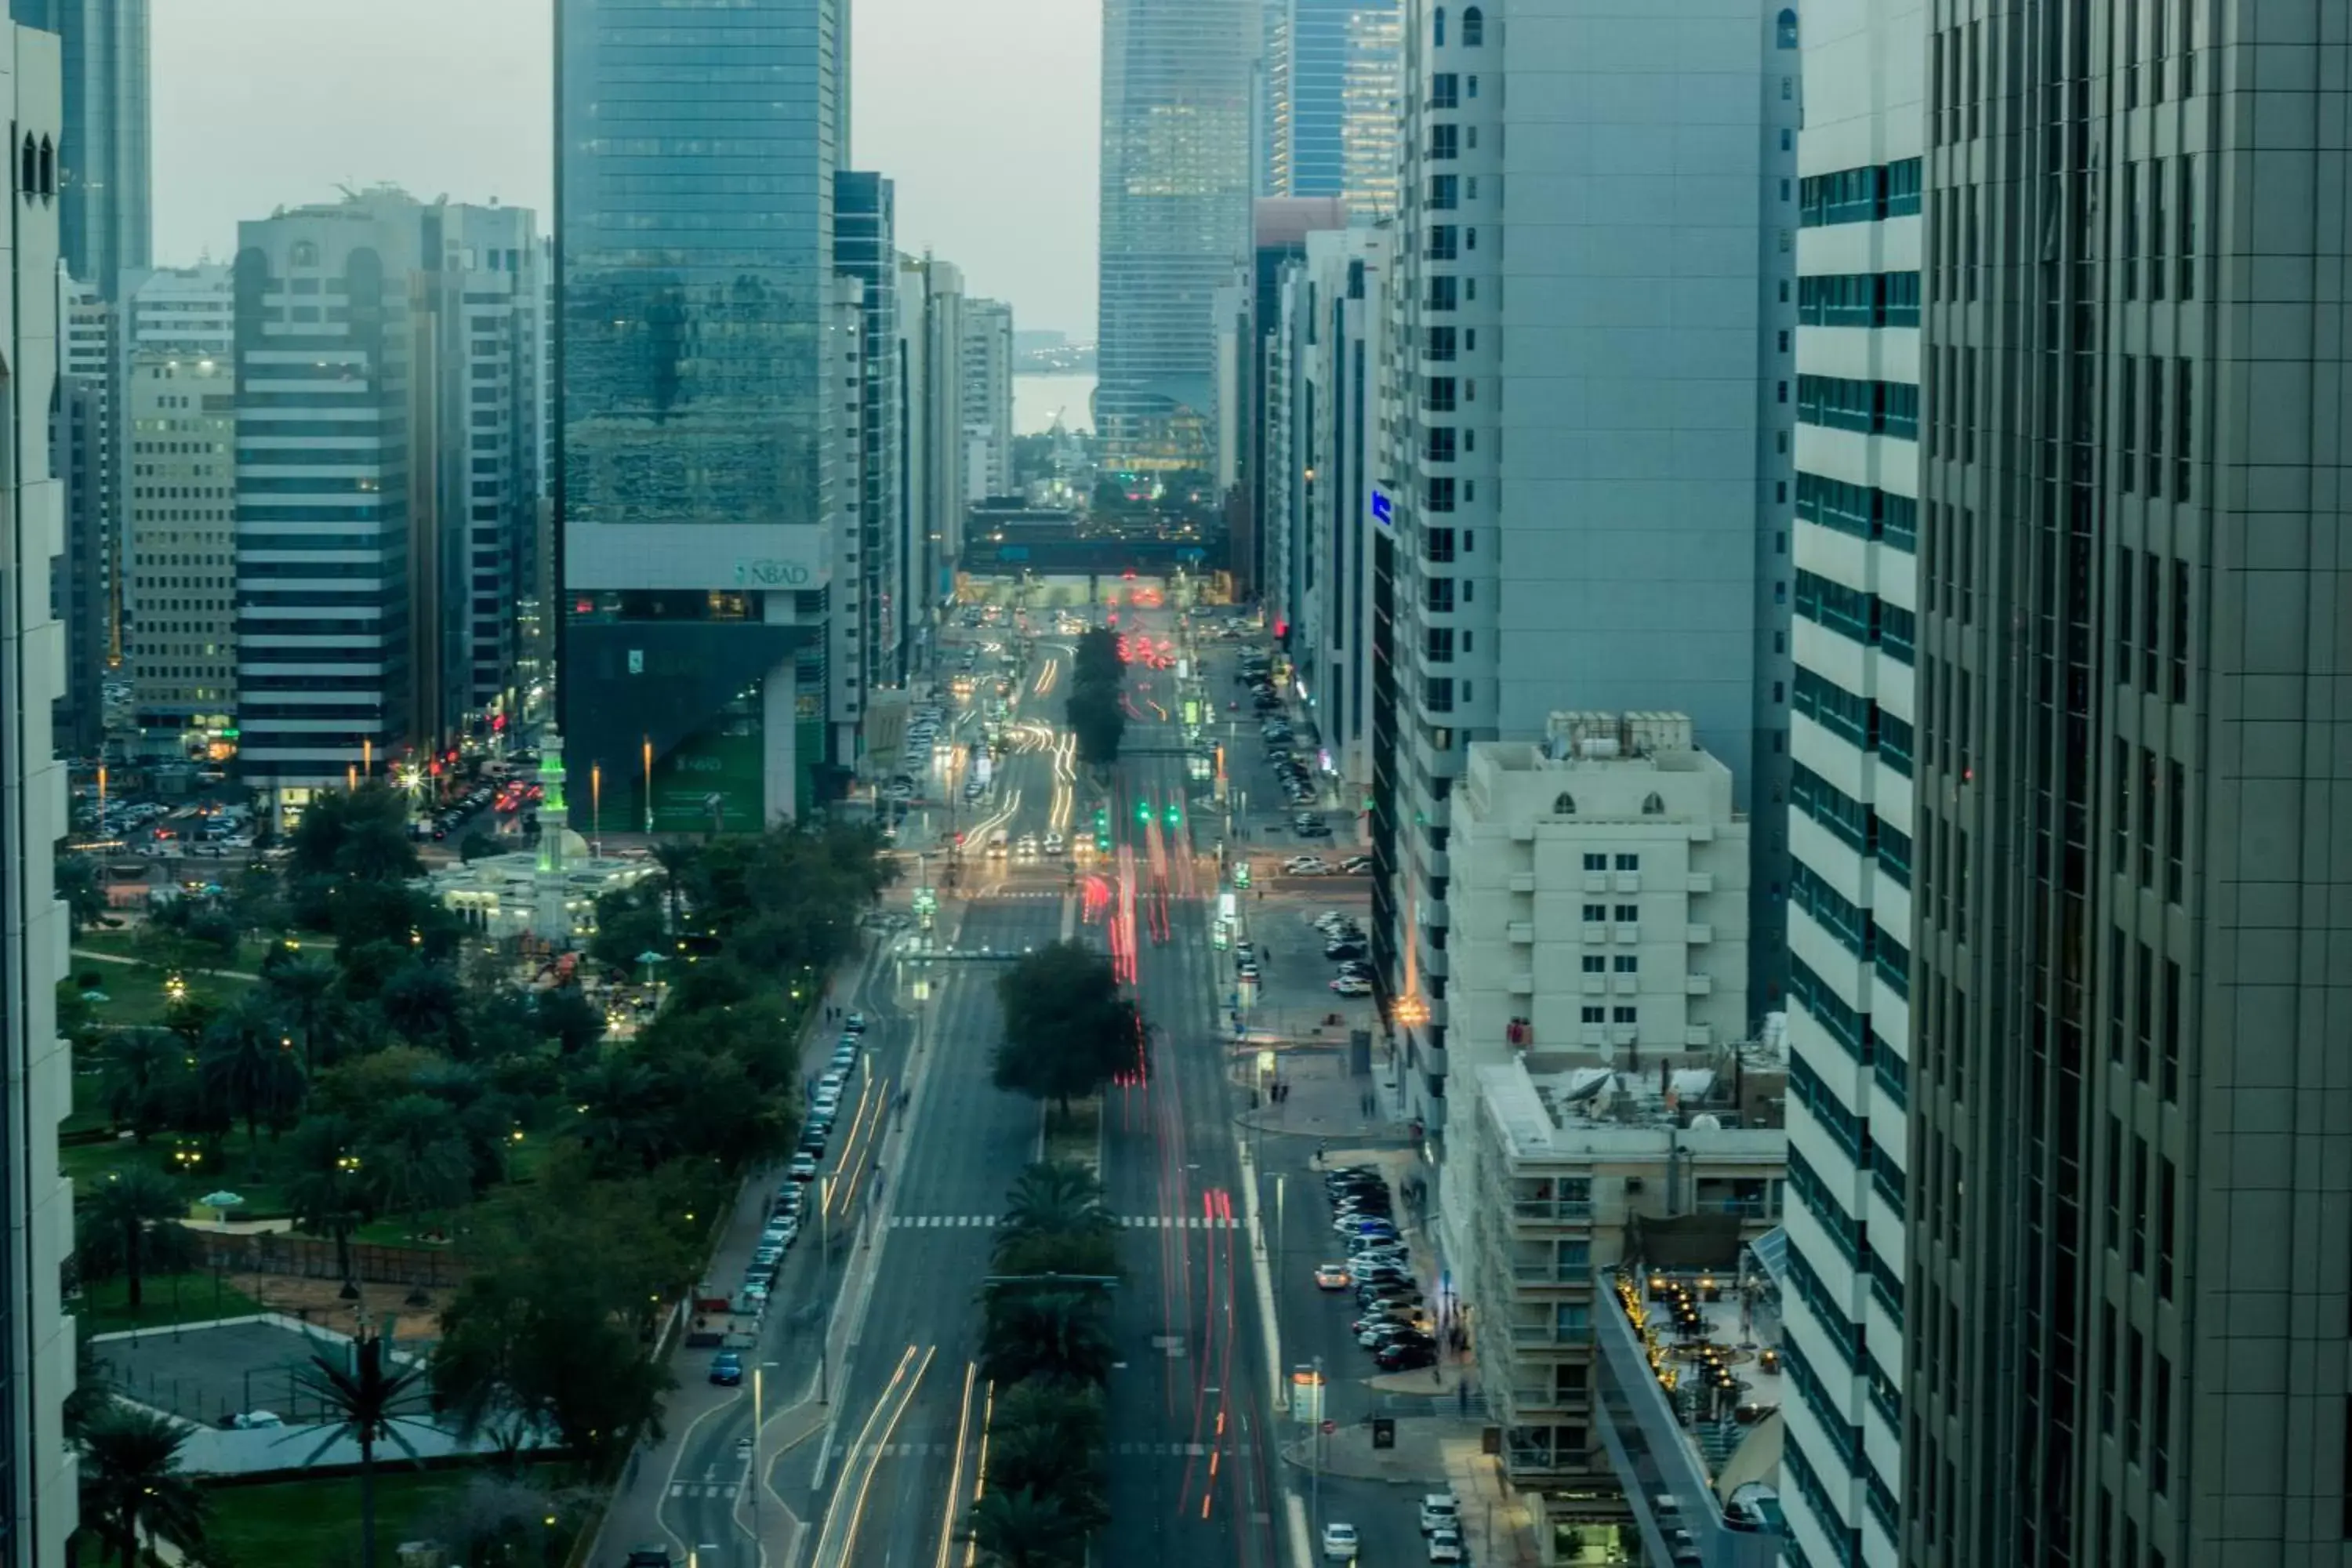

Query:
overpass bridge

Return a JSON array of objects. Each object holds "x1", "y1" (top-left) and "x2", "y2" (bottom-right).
[{"x1": 960, "y1": 524, "x2": 1226, "y2": 579}]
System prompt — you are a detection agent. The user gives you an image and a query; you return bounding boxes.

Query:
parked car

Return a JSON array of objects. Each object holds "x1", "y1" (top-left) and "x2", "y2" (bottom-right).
[
  {"x1": 1331, "y1": 976, "x2": 1374, "y2": 996},
  {"x1": 789, "y1": 1153, "x2": 818, "y2": 1181},
  {"x1": 1377, "y1": 1340, "x2": 1439, "y2": 1371}
]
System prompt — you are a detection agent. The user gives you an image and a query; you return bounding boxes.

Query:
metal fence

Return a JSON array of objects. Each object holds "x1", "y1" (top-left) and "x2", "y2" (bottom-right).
[{"x1": 187, "y1": 1229, "x2": 468, "y2": 1288}]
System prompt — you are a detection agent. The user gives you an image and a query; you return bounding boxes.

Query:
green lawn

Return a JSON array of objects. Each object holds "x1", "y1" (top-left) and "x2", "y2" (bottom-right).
[
  {"x1": 75, "y1": 1269, "x2": 265, "y2": 1337},
  {"x1": 201, "y1": 1465, "x2": 578, "y2": 1568}
]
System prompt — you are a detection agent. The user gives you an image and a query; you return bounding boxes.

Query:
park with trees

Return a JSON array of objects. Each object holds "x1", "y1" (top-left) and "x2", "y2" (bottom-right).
[{"x1": 57, "y1": 782, "x2": 891, "y2": 1565}]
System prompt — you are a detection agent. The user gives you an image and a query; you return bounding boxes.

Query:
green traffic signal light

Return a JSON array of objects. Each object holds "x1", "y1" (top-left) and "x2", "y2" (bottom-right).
[
  {"x1": 1135, "y1": 800, "x2": 1151, "y2": 823},
  {"x1": 1164, "y1": 804, "x2": 1181, "y2": 826}
]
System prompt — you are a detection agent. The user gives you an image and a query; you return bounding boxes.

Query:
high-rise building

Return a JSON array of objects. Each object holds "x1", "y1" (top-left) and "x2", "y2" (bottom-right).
[
  {"x1": 1777, "y1": 3, "x2": 1916, "y2": 1564},
  {"x1": 120, "y1": 260, "x2": 231, "y2": 356},
  {"x1": 0, "y1": 27, "x2": 82, "y2": 1566},
  {"x1": 960, "y1": 298, "x2": 1014, "y2": 502},
  {"x1": 231, "y1": 190, "x2": 541, "y2": 818},
  {"x1": 837, "y1": 172, "x2": 902, "y2": 695},
  {"x1": 1096, "y1": 0, "x2": 1256, "y2": 473},
  {"x1": 1265, "y1": 0, "x2": 1401, "y2": 219},
  {"x1": 894, "y1": 256, "x2": 935, "y2": 673},
  {"x1": 1235, "y1": 195, "x2": 1346, "y2": 600},
  {"x1": 1372, "y1": 0, "x2": 1797, "y2": 1139},
  {"x1": 52, "y1": 268, "x2": 108, "y2": 756},
  {"x1": 1901, "y1": 8, "x2": 2352, "y2": 1566},
  {"x1": 559, "y1": 0, "x2": 850, "y2": 827},
  {"x1": 913, "y1": 256, "x2": 965, "y2": 633},
  {"x1": 231, "y1": 191, "x2": 429, "y2": 816},
  {"x1": 1269, "y1": 223, "x2": 1388, "y2": 789},
  {"x1": 408, "y1": 201, "x2": 543, "y2": 752},
  {"x1": 122, "y1": 351, "x2": 234, "y2": 760},
  {"x1": 9, "y1": 0, "x2": 147, "y2": 295}
]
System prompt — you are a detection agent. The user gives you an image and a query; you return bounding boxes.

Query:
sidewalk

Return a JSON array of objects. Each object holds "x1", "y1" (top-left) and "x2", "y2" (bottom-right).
[
  {"x1": 586, "y1": 938, "x2": 894, "y2": 1563},
  {"x1": 1279, "y1": 1419, "x2": 1541, "y2": 1567}
]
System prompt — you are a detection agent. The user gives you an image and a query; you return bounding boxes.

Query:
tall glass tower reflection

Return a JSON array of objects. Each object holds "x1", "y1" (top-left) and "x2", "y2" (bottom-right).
[
  {"x1": 1096, "y1": 0, "x2": 1255, "y2": 474},
  {"x1": 1266, "y1": 0, "x2": 1399, "y2": 220},
  {"x1": 10, "y1": 0, "x2": 150, "y2": 293},
  {"x1": 557, "y1": 0, "x2": 847, "y2": 828}
]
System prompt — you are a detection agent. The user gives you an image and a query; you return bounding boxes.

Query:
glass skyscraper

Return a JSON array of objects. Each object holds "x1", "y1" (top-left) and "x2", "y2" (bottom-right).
[
  {"x1": 1095, "y1": 0, "x2": 1255, "y2": 474},
  {"x1": 557, "y1": 0, "x2": 847, "y2": 829},
  {"x1": 9, "y1": 0, "x2": 148, "y2": 293},
  {"x1": 1265, "y1": 0, "x2": 1399, "y2": 219}
]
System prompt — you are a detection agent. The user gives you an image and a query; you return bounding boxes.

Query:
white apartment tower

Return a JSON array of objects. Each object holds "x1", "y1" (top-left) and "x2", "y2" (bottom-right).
[
  {"x1": 1777, "y1": 4, "x2": 1919, "y2": 1565},
  {"x1": 2, "y1": 25, "x2": 82, "y2": 1564},
  {"x1": 1372, "y1": 0, "x2": 1799, "y2": 1135},
  {"x1": 960, "y1": 298, "x2": 1014, "y2": 502},
  {"x1": 120, "y1": 260, "x2": 232, "y2": 356}
]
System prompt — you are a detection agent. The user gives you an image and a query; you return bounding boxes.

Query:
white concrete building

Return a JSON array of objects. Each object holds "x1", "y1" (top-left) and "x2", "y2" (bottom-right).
[
  {"x1": 120, "y1": 261, "x2": 233, "y2": 356},
  {"x1": 1372, "y1": 0, "x2": 1799, "y2": 1134},
  {"x1": 1, "y1": 26, "x2": 84, "y2": 1563},
  {"x1": 1271, "y1": 223, "x2": 1388, "y2": 793},
  {"x1": 1465, "y1": 1054, "x2": 1784, "y2": 1541},
  {"x1": 916, "y1": 257, "x2": 966, "y2": 631},
  {"x1": 960, "y1": 297, "x2": 1014, "y2": 501},
  {"x1": 123, "y1": 351, "x2": 235, "y2": 758},
  {"x1": 1780, "y1": 3, "x2": 1917, "y2": 1563}
]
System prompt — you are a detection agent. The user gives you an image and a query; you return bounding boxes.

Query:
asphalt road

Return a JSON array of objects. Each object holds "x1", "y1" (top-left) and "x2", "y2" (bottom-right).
[
  {"x1": 790, "y1": 635, "x2": 1090, "y2": 1568},
  {"x1": 1093, "y1": 606, "x2": 1287, "y2": 1568}
]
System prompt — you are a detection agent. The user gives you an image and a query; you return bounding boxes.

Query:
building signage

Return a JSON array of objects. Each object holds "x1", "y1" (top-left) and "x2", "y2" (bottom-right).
[
  {"x1": 1369, "y1": 488, "x2": 1394, "y2": 530},
  {"x1": 734, "y1": 558, "x2": 813, "y2": 587}
]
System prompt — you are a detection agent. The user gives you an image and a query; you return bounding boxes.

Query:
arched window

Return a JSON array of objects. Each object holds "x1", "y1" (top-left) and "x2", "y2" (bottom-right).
[
  {"x1": 1461, "y1": 7, "x2": 1483, "y2": 45},
  {"x1": 1777, "y1": 8, "x2": 1798, "y2": 48},
  {"x1": 1642, "y1": 793, "x2": 1665, "y2": 815},
  {"x1": 291, "y1": 241, "x2": 319, "y2": 268},
  {"x1": 37, "y1": 136, "x2": 53, "y2": 198},
  {"x1": 1552, "y1": 792, "x2": 1576, "y2": 815},
  {"x1": 1433, "y1": 6, "x2": 1445, "y2": 45},
  {"x1": 17, "y1": 135, "x2": 32, "y2": 199}
]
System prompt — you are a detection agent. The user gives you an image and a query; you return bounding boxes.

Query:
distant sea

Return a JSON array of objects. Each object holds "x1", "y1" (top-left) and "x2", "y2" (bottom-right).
[{"x1": 1014, "y1": 373, "x2": 1096, "y2": 436}]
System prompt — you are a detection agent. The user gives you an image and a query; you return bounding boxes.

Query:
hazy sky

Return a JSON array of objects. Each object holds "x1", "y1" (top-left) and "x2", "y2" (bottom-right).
[{"x1": 153, "y1": 0, "x2": 1102, "y2": 337}]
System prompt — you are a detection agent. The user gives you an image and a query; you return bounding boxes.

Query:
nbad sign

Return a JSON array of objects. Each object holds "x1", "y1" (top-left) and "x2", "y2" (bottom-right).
[{"x1": 1369, "y1": 488, "x2": 1395, "y2": 531}]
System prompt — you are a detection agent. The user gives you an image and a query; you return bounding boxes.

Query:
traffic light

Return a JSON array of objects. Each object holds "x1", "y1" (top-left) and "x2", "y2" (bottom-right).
[
  {"x1": 1164, "y1": 803, "x2": 1181, "y2": 826},
  {"x1": 1135, "y1": 800, "x2": 1152, "y2": 823}
]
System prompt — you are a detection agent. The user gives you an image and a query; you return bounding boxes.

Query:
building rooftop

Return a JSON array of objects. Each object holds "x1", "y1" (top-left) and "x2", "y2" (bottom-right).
[{"x1": 1599, "y1": 1250, "x2": 1788, "y2": 1538}]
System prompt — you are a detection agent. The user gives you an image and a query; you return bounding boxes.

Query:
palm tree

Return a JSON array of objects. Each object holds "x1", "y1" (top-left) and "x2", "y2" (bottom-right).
[
  {"x1": 78, "y1": 1406, "x2": 208, "y2": 1565},
  {"x1": 361, "y1": 1094, "x2": 474, "y2": 1223},
  {"x1": 54, "y1": 852, "x2": 107, "y2": 934},
  {"x1": 262, "y1": 953, "x2": 342, "y2": 1073},
  {"x1": 292, "y1": 1330, "x2": 430, "y2": 1568},
  {"x1": 285, "y1": 1114, "x2": 371, "y2": 1283},
  {"x1": 104, "y1": 1029, "x2": 183, "y2": 1141},
  {"x1": 983, "y1": 1381, "x2": 1108, "y2": 1526},
  {"x1": 996, "y1": 1161, "x2": 1113, "y2": 1252},
  {"x1": 978, "y1": 1291, "x2": 1116, "y2": 1388},
  {"x1": 198, "y1": 993, "x2": 305, "y2": 1149},
  {"x1": 79, "y1": 1165, "x2": 186, "y2": 1311},
  {"x1": 964, "y1": 1486, "x2": 1085, "y2": 1568}
]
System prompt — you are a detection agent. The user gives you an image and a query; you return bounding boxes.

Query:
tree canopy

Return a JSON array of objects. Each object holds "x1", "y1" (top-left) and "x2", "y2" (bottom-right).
[{"x1": 992, "y1": 943, "x2": 1140, "y2": 1116}]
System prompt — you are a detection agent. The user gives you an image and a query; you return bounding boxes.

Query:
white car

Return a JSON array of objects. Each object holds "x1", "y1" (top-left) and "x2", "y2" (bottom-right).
[
  {"x1": 1284, "y1": 857, "x2": 1330, "y2": 874},
  {"x1": 1421, "y1": 1494, "x2": 1461, "y2": 1534},
  {"x1": 1044, "y1": 832, "x2": 1065, "y2": 855},
  {"x1": 1017, "y1": 834, "x2": 1040, "y2": 858},
  {"x1": 1322, "y1": 1523, "x2": 1360, "y2": 1563},
  {"x1": 1427, "y1": 1528, "x2": 1465, "y2": 1563},
  {"x1": 1331, "y1": 976, "x2": 1374, "y2": 996}
]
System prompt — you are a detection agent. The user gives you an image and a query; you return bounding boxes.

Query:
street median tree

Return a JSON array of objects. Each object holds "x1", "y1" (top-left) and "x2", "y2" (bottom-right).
[{"x1": 991, "y1": 943, "x2": 1139, "y2": 1120}]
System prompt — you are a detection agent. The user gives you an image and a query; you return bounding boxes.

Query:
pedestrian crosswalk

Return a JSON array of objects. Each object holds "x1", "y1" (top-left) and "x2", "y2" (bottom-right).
[
  {"x1": 668, "y1": 1482, "x2": 739, "y2": 1500},
  {"x1": 887, "y1": 1214, "x2": 1243, "y2": 1230}
]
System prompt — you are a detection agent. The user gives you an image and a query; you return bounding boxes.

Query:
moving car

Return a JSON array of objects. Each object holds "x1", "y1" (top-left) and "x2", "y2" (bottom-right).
[
  {"x1": 1331, "y1": 976, "x2": 1374, "y2": 996},
  {"x1": 1322, "y1": 1523, "x2": 1360, "y2": 1563},
  {"x1": 1421, "y1": 1494, "x2": 1461, "y2": 1534},
  {"x1": 1427, "y1": 1527, "x2": 1465, "y2": 1563},
  {"x1": 1044, "y1": 832, "x2": 1065, "y2": 855},
  {"x1": 1314, "y1": 1262, "x2": 1352, "y2": 1290},
  {"x1": 709, "y1": 1351, "x2": 745, "y2": 1387}
]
